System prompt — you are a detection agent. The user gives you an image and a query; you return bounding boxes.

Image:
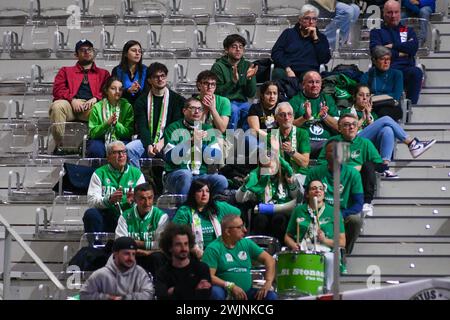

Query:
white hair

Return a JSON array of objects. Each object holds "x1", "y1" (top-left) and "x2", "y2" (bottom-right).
[
  {"x1": 106, "y1": 140, "x2": 126, "y2": 155},
  {"x1": 274, "y1": 102, "x2": 294, "y2": 116},
  {"x1": 300, "y1": 4, "x2": 320, "y2": 18}
]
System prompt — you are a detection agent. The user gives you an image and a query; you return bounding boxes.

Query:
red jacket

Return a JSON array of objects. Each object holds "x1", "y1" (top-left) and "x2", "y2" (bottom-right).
[{"x1": 52, "y1": 62, "x2": 110, "y2": 101}]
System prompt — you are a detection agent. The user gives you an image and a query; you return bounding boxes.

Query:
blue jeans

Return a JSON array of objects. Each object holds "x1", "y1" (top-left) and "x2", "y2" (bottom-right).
[
  {"x1": 126, "y1": 139, "x2": 145, "y2": 168},
  {"x1": 401, "y1": 66, "x2": 423, "y2": 104},
  {"x1": 83, "y1": 208, "x2": 118, "y2": 233},
  {"x1": 210, "y1": 285, "x2": 277, "y2": 300},
  {"x1": 87, "y1": 139, "x2": 130, "y2": 159},
  {"x1": 418, "y1": 6, "x2": 433, "y2": 45},
  {"x1": 164, "y1": 169, "x2": 228, "y2": 195},
  {"x1": 229, "y1": 101, "x2": 251, "y2": 130},
  {"x1": 358, "y1": 116, "x2": 408, "y2": 162},
  {"x1": 324, "y1": 2, "x2": 360, "y2": 48}
]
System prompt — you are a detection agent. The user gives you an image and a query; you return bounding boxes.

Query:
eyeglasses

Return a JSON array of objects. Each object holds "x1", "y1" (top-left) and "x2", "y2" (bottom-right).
[
  {"x1": 187, "y1": 106, "x2": 204, "y2": 113},
  {"x1": 78, "y1": 47, "x2": 94, "y2": 53},
  {"x1": 302, "y1": 16, "x2": 318, "y2": 22},
  {"x1": 111, "y1": 149, "x2": 127, "y2": 155},
  {"x1": 341, "y1": 122, "x2": 358, "y2": 128},
  {"x1": 151, "y1": 74, "x2": 167, "y2": 80},
  {"x1": 377, "y1": 57, "x2": 391, "y2": 62},
  {"x1": 201, "y1": 81, "x2": 216, "y2": 88},
  {"x1": 310, "y1": 186, "x2": 324, "y2": 191},
  {"x1": 227, "y1": 224, "x2": 245, "y2": 230},
  {"x1": 278, "y1": 112, "x2": 293, "y2": 118}
]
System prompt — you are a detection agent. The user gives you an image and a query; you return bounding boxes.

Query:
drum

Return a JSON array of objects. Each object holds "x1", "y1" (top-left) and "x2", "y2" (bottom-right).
[{"x1": 276, "y1": 251, "x2": 326, "y2": 297}]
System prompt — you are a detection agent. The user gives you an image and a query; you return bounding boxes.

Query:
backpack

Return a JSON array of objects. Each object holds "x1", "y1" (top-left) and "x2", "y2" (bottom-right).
[{"x1": 68, "y1": 241, "x2": 113, "y2": 271}]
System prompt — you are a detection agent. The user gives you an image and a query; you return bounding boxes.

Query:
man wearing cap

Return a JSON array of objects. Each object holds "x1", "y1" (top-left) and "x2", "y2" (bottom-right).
[
  {"x1": 80, "y1": 236, "x2": 154, "y2": 300},
  {"x1": 50, "y1": 39, "x2": 110, "y2": 155}
]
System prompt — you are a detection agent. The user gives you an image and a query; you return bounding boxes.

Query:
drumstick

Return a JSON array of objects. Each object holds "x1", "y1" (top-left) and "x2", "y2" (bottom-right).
[{"x1": 296, "y1": 218, "x2": 301, "y2": 247}]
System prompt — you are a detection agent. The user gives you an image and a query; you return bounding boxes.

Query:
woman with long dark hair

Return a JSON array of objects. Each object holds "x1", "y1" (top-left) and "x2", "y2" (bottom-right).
[
  {"x1": 173, "y1": 179, "x2": 241, "y2": 258},
  {"x1": 112, "y1": 40, "x2": 147, "y2": 105}
]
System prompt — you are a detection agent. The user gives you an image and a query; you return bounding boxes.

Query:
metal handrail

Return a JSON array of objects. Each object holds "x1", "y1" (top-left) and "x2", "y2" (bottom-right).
[{"x1": 0, "y1": 213, "x2": 65, "y2": 300}]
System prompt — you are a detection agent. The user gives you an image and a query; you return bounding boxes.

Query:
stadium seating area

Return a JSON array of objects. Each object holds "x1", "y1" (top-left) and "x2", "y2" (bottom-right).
[{"x1": 0, "y1": 0, "x2": 450, "y2": 300}]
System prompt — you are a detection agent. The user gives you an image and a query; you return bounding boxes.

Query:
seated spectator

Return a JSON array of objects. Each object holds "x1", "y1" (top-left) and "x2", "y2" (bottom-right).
[
  {"x1": 155, "y1": 223, "x2": 212, "y2": 300},
  {"x1": 290, "y1": 71, "x2": 339, "y2": 158},
  {"x1": 202, "y1": 215, "x2": 277, "y2": 300},
  {"x1": 80, "y1": 237, "x2": 154, "y2": 300},
  {"x1": 305, "y1": 141, "x2": 364, "y2": 254},
  {"x1": 195, "y1": 70, "x2": 231, "y2": 134},
  {"x1": 163, "y1": 98, "x2": 228, "y2": 196},
  {"x1": 87, "y1": 77, "x2": 134, "y2": 158},
  {"x1": 83, "y1": 141, "x2": 145, "y2": 233},
  {"x1": 271, "y1": 4, "x2": 331, "y2": 81},
  {"x1": 115, "y1": 182, "x2": 168, "y2": 275},
  {"x1": 173, "y1": 179, "x2": 241, "y2": 259},
  {"x1": 246, "y1": 81, "x2": 280, "y2": 154},
  {"x1": 317, "y1": 113, "x2": 383, "y2": 217},
  {"x1": 50, "y1": 39, "x2": 110, "y2": 155},
  {"x1": 285, "y1": 180, "x2": 346, "y2": 286},
  {"x1": 126, "y1": 62, "x2": 185, "y2": 168},
  {"x1": 370, "y1": 0, "x2": 423, "y2": 104},
  {"x1": 342, "y1": 84, "x2": 436, "y2": 177},
  {"x1": 236, "y1": 152, "x2": 298, "y2": 243},
  {"x1": 319, "y1": 1, "x2": 361, "y2": 49},
  {"x1": 211, "y1": 34, "x2": 258, "y2": 130},
  {"x1": 274, "y1": 102, "x2": 311, "y2": 193},
  {"x1": 360, "y1": 45, "x2": 404, "y2": 122},
  {"x1": 111, "y1": 40, "x2": 147, "y2": 106},
  {"x1": 401, "y1": 0, "x2": 435, "y2": 46}
]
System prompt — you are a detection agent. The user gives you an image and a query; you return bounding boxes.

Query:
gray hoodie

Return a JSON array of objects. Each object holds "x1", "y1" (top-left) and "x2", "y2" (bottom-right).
[{"x1": 80, "y1": 254, "x2": 154, "y2": 300}]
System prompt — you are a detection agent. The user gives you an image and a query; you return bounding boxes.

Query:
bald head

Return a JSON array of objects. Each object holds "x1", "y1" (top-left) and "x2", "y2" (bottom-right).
[
  {"x1": 383, "y1": 0, "x2": 401, "y2": 27},
  {"x1": 302, "y1": 71, "x2": 322, "y2": 98}
]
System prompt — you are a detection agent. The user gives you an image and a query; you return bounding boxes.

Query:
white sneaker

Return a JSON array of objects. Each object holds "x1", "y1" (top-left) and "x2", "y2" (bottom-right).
[
  {"x1": 409, "y1": 138, "x2": 436, "y2": 159},
  {"x1": 362, "y1": 203, "x2": 374, "y2": 217},
  {"x1": 381, "y1": 169, "x2": 399, "y2": 179}
]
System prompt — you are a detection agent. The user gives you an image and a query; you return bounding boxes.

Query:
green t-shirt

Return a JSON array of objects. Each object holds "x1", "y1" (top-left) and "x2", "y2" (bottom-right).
[
  {"x1": 317, "y1": 135, "x2": 383, "y2": 168},
  {"x1": 196, "y1": 94, "x2": 231, "y2": 121},
  {"x1": 286, "y1": 203, "x2": 345, "y2": 244},
  {"x1": 277, "y1": 126, "x2": 311, "y2": 175},
  {"x1": 164, "y1": 119, "x2": 218, "y2": 174},
  {"x1": 289, "y1": 92, "x2": 339, "y2": 141},
  {"x1": 304, "y1": 164, "x2": 363, "y2": 210},
  {"x1": 173, "y1": 201, "x2": 241, "y2": 248},
  {"x1": 202, "y1": 237, "x2": 264, "y2": 292}
]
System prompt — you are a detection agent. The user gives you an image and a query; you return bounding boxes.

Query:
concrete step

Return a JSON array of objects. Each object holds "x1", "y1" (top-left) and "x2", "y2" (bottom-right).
[
  {"x1": 418, "y1": 91, "x2": 450, "y2": 104},
  {"x1": 378, "y1": 179, "x2": 450, "y2": 198},
  {"x1": 420, "y1": 56, "x2": 450, "y2": 68},
  {"x1": 346, "y1": 255, "x2": 450, "y2": 276},
  {"x1": 372, "y1": 203, "x2": 450, "y2": 217},
  {"x1": 362, "y1": 217, "x2": 450, "y2": 236},
  {"x1": 410, "y1": 105, "x2": 450, "y2": 123},
  {"x1": 436, "y1": 33, "x2": 450, "y2": 50},
  {"x1": 404, "y1": 129, "x2": 450, "y2": 141},
  {"x1": 395, "y1": 142, "x2": 450, "y2": 160},
  {"x1": 386, "y1": 166, "x2": 450, "y2": 179},
  {"x1": 358, "y1": 235, "x2": 450, "y2": 242},
  {"x1": 424, "y1": 69, "x2": 450, "y2": 87},
  {"x1": 352, "y1": 242, "x2": 450, "y2": 255}
]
